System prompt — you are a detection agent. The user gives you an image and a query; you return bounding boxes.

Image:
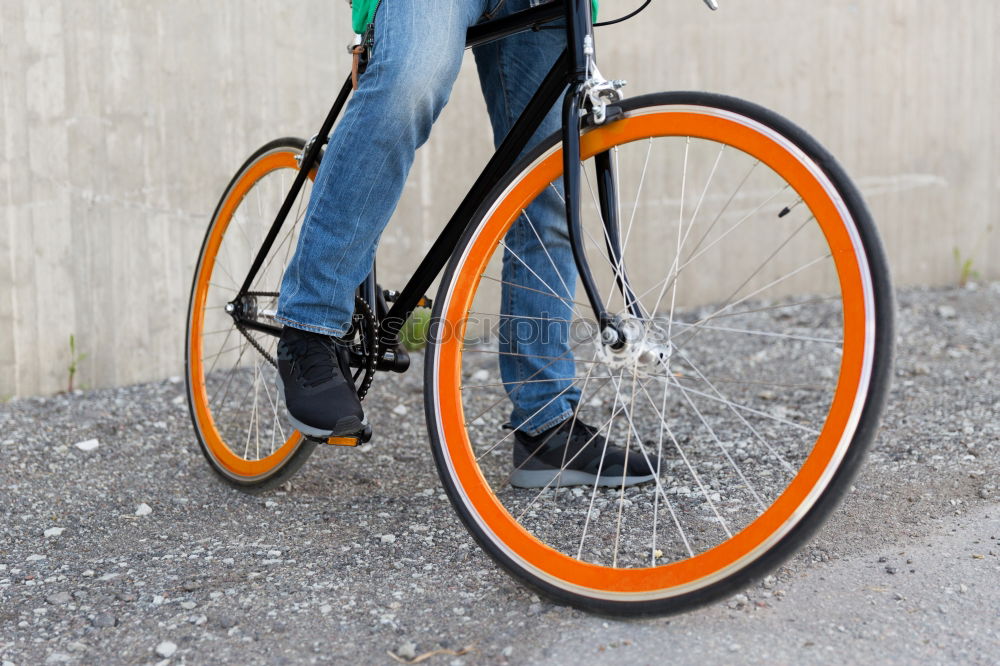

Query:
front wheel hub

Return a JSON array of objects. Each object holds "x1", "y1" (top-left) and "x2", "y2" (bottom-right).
[{"x1": 596, "y1": 319, "x2": 673, "y2": 377}]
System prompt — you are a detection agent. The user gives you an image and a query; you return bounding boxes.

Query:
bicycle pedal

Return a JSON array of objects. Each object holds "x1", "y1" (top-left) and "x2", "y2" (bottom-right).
[{"x1": 326, "y1": 424, "x2": 373, "y2": 447}]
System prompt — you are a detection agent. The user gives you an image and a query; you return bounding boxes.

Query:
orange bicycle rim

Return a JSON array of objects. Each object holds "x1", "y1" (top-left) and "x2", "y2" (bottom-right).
[{"x1": 433, "y1": 109, "x2": 871, "y2": 598}]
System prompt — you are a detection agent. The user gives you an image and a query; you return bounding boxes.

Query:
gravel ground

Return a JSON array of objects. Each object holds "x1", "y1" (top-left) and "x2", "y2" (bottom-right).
[{"x1": 2, "y1": 283, "x2": 999, "y2": 665}]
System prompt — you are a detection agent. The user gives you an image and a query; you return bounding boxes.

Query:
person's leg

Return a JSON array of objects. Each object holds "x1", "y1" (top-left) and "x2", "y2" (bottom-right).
[
  {"x1": 473, "y1": 0, "x2": 581, "y2": 436},
  {"x1": 274, "y1": 0, "x2": 487, "y2": 437},
  {"x1": 276, "y1": 0, "x2": 487, "y2": 337},
  {"x1": 473, "y1": 3, "x2": 658, "y2": 488}
]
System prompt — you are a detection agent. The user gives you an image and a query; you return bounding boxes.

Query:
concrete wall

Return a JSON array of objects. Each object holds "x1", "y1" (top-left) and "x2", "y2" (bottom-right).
[{"x1": 1, "y1": 0, "x2": 996, "y2": 397}]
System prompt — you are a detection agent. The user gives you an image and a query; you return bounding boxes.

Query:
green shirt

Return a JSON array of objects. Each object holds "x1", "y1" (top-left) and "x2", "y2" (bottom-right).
[{"x1": 352, "y1": 1, "x2": 599, "y2": 34}]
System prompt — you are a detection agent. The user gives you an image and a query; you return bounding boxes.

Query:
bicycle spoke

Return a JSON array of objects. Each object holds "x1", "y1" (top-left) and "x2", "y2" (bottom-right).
[
  {"x1": 479, "y1": 274, "x2": 592, "y2": 311},
  {"x1": 257, "y1": 360, "x2": 287, "y2": 453},
  {"x1": 711, "y1": 296, "x2": 841, "y2": 320},
  {"x1": 462, "y1": 374, "x2": 605, "y2": 390},
  {"x1": 253, "y1": 200, "x2": 307, "y2": 293},
  {"x1": 682, "y1": 158, "x2": 760, "y2": 263},
  {"x1": 203, "y1": 331, "x2": 240, "y2": 378},
  {"x1": 625, "y1": 139, "x2": 653, "y2": 245},
  {"x1": 500, "y1": 349, "x2": 606, "y2": 490},
  {"x1": 669, "y1": 372, "x2": 767, "y2": 510},
  {"x1": 664, "y1": 319, "x2": 840, "y2": 345},
  {"x1": 649, "y1": 140, "x2": 725, "y2": 335},
  {"x1": 253, "y1": 222, "x2": 298, "y2": 291},
  {"x1": 235, "y1": 209, "x2": 258, "y2": 266},
  {"x1": 640, "y1": 183, "x2": 789, "y2": 315},
  {"x1": 711, "y1": 215, "x2": 815, "y2": 323},
  {"x1": 672, "y1": 373, "x2": 831, "y2": 392},
  {"x1": 615, "y1": 371, "x2": 732, "y2": 538},
  {"x1": 210, "y1": 339, "x2": 250, "y2": 414},
  {"x1": 577, "y1": 370, "x2": 624, "y2": 561},
  {"x1": 211, "y1": 258, "x2": 241, "y2": 292},
  {"x1": 671, "y1": 345, "x2": 799, "y2": 476},
  {"x1": 202, "y1": 327, "x2": 238, "y2": 337},
  {"x1": 278, "y1": 192, "x2": 309, "y2": 280},
  {"x1": 665, "y1": 378, "x2": 821, "y2": 435},
  {"x1": 674, "y1": 252, "x2": 832, "y2": 350},
  {"x1": 472, "y1": 374, "x2": 591, "y2": 465},
  {"x1": 662, "y1": 137, "x2": 690, "y2": 344},
  {"x1": 502, "y1": 374, "x2": 619, "y2": 485},
  {"x1": 651, "y1": 363, "x2": 693, "y2": 561},
  {"x1": 472, "y1": 368, "x2": 612, "y2": 465},
  {"x1": 631, "y1": 378, "x2": 733, "y2": 539},
  {"x1": 497, "y1": 239, "x2": 588, "y2": 322},
  {"x1": 522, "y1": 209, "x2": 574, "y2": 302},
  {"x1": 613, "y1": 357, "x2": 642, "y2": 568},
  {"x1": 463, "y1": 338, "x2": 591, "y2": 429},
  {"x1": 466, "y1": 310, "x2": 574, "y2": 324},
  {"x1": 463, "y1": 347, "x2": 618, "y2": 367},
  {"x1": 584, "y1": 158, "x2": 633, "y2": 316},
  {"x1": 243, "y1": 359, "x2": 262, "y2": 460}
]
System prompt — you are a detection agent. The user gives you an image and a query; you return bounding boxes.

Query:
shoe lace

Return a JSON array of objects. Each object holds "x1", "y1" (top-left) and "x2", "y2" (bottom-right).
[
  {"x1": 513, "y1": 419, "x2": 604, "y2": 454},
  {"x1": 563, "y1": 420, "x2": 603, "y2": 450},
  {"x1": 290, "y1": 335, "x2": 342, "y2": 388}
]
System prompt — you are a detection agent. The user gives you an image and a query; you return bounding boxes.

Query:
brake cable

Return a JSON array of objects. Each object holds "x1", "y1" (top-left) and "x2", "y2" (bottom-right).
[{"x1": 593, "y1": 0, "x2": 652, "y2": 27}]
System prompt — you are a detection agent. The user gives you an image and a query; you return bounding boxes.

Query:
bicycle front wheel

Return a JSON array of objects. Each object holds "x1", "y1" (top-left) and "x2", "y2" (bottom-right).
[
  {"x1": 425, "y1": 92, "x2": 893, "y2": 615},
  {"x1": 185, "y1": 138, "x2": 317, "y2": 491}
]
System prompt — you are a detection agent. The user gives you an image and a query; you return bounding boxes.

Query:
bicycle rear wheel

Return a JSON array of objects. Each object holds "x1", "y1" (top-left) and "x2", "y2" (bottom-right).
[
  {"x1": 185, "y1": 138, "x2": 317, "y2": 491},
  {"x1": 425, "y1": 92, "x2": 893, "y2": 615}
]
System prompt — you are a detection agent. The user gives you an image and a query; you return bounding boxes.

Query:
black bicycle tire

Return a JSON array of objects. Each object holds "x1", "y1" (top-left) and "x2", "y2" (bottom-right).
[
  {"x1": 424, "y1": 91, "x2": 895, "y2": 616},
  {"x1": 185, "y1": 137, "x2": 320, "y2": 493}
]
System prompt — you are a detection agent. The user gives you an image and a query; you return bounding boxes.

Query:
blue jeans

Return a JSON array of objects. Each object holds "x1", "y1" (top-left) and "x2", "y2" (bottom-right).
[{"x1": 276, "y1": 0, "x2": 580, "y2": 435}]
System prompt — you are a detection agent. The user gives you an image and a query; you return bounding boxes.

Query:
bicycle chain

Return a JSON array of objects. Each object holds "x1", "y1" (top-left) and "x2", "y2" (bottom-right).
[
  {"x1": 232, "y1": 292, "x2": 379, "y2": 400},
  {"x1": 350, "y1": 296, "x2": 378, "y2": 400},
  {"x1": 232, "y1": 291, "x2": 279, "y2": 368},
  {"x1": 235, "y1": 320, "x2": 278, "y2": 368}
]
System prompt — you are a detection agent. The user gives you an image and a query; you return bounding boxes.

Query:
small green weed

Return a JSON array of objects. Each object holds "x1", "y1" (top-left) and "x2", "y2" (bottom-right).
[
  {"x1": 953, "y1": 225, "x2": 994, "y2": 287},
  {"x1": 952, "y1": 247, "x2": 980, "y2": 287},
  {"x1": 67, "y1": 334, "x2": 88, "y2": 393}
]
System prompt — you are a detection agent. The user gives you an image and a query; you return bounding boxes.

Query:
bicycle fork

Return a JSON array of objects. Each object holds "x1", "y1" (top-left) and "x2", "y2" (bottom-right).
[{"x1": 561, "y1": 1, "x2": 638, "y2": 350}]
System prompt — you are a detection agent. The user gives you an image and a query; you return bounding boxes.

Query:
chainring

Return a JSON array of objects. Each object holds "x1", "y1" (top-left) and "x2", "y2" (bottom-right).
[{"x1": 348, "y1": 295, "x2": 379, "y2": 400}]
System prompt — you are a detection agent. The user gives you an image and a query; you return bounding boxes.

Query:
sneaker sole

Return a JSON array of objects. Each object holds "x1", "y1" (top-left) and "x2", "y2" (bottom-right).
[
  {"x1": 275, "y1": 374, "x2": 366, "y2": 439},
  {"x1": 509, "y1": 468, "x2": 656, "y2": 489}
]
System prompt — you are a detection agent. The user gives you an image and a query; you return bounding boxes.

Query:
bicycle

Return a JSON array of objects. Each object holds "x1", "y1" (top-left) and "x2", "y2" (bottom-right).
[{"x1": 185, "y1": 0, "x2": 894, "y2": 616}]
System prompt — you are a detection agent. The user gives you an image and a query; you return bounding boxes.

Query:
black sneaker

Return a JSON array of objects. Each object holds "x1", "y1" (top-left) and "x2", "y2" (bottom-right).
[
  {"x1": 276, "y1": 326, "x2": 365, "y2": 439},
  {"x1": 511, "y1": 419, "x2": 658, "y2": 489}
]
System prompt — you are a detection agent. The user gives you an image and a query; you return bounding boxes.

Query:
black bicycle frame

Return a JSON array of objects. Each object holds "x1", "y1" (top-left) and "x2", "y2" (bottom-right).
[{"x1": 234, "y1": 0, "x2": 628, "y2": 359}]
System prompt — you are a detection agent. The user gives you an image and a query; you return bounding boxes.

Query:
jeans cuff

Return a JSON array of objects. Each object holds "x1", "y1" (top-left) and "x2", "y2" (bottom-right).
[
  {"x1": 516, "y1": 408, "x2": 573, "y2": 438},
  {"x1": 273, "y1": 314, "x2": 348, "y2": 338}
]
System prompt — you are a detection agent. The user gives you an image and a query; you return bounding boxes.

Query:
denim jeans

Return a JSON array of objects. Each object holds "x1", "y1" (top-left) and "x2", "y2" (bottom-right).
[{"x1": 276, "y1": 0, "x2": 580, "y2": 435}]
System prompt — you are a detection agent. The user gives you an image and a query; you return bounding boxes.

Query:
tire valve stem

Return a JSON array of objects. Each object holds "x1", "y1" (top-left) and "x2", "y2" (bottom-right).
[{"x1": 778, "y1": 197, "x2": 804, "y2": 219}]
